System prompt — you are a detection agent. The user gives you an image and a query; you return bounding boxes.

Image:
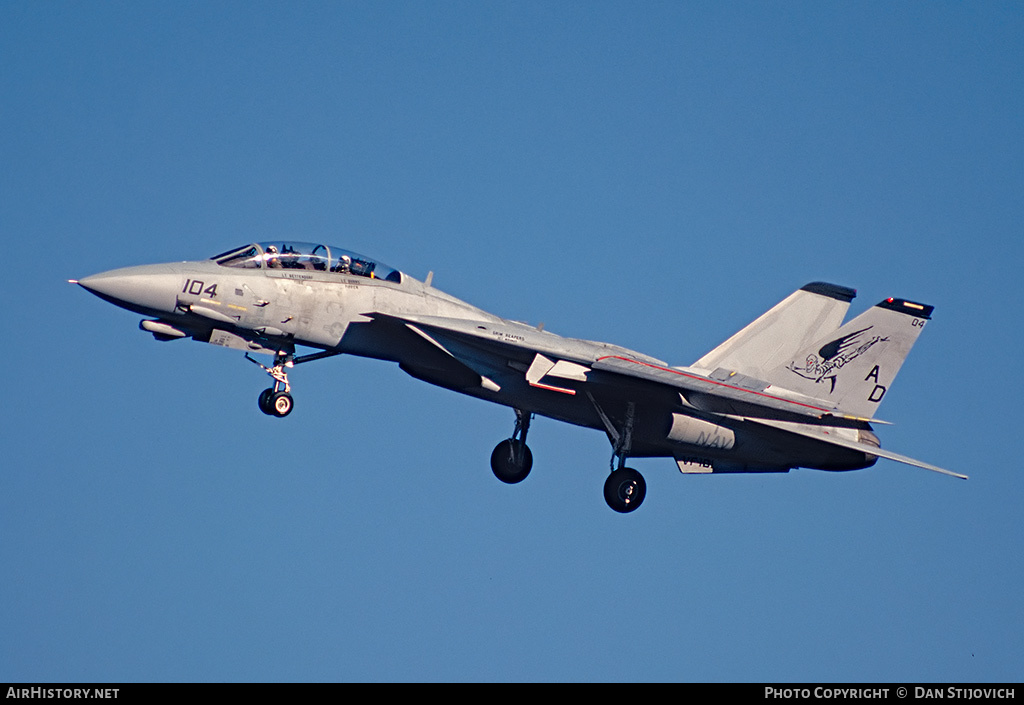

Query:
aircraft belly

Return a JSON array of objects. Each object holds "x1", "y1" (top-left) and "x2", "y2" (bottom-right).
[
  {"x1": 576, "y1": 408, "x2": 872, "y2": 471},
  {"x1": 724, "y1": 420, "x2": 875, "y2": 471}
]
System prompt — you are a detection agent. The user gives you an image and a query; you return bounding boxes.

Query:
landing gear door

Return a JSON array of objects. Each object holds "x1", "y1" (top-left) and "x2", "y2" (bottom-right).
[{"x1": 208, "y1": 329, "x2": 280, "y2": 356}]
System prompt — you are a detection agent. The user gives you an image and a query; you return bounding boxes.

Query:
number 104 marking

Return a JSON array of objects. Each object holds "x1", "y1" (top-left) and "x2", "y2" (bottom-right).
[{"x1": 183, "y1": 279, "x2": 218, "y2": 297}]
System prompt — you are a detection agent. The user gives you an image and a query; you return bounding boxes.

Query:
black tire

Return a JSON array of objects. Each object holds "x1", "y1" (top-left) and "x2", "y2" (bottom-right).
[
  {"x1": 490, "y1": 439, "x2": 533, "y2": 484},
  {"x1": 258, "y1": 388, "x2": 274, "y2": 415},
  {"x1": 604, "y1": 467, "x2": 646, "y2": 513},
  {"x1": 269, "y1": 391, "x2": 293, "y2": 418}
]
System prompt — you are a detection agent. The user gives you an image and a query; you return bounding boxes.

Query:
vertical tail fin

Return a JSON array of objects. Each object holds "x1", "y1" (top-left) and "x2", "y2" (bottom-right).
[
  {"x1": 694, "y1": 282, "x2": 856, "y2": 378},
  {"x1": 767, "y1": 297, "x2": 933, "y2": 418}
]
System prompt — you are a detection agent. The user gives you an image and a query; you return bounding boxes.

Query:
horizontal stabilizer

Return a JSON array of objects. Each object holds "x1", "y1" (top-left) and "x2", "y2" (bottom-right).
[{"x1": 750, "y1": 418, "x2": 967, "y2": 480}]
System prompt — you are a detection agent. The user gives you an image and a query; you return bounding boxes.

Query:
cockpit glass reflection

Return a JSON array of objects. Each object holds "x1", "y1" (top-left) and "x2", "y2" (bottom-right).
[{"x1": 211, "y1": 242, "x2": 402, "y2": 283}]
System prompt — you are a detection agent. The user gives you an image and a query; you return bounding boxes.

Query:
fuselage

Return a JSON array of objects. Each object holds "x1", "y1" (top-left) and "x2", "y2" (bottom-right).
[{"x1": 77, "y1": 241, "x2": 877, "y2": 474}]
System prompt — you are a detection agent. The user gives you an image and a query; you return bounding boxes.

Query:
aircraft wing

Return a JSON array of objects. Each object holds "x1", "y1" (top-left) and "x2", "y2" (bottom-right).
[
  {"x1": 368, "y1": 314, "x2": 962, "y2": 479},
  {"x1": 746, "y1": 417, "x2": 968, "y2": 479},
  {"x1": 368, "y1": 313, "x2": 666, "y2": 367},
  {"x1": 369, "y1": 314, "x2": 880, "y2": 422},
  {"x1": 590, "y1": 355, "x2": 879, "y2": 423}
]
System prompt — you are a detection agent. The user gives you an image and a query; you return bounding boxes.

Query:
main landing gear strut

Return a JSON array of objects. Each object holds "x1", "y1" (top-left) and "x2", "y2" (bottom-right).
[
  {"x1": 490, "y1": 409, "x2": 533, "y2": 484},
  {"x1": 247, "y1": 349, "x2": 343, "y2": 418},
  {"x1": 589, "y1": 394, "x2": 646, "y2": 513},
  {"x1": 489, "y1": 399, "x2": 647, "y2": 513}
]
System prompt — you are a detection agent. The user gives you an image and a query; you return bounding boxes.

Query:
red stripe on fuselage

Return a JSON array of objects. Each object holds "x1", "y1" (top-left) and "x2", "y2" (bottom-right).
[{"x1": 598, "y1": 356, "x2": 831, "y2": 414}]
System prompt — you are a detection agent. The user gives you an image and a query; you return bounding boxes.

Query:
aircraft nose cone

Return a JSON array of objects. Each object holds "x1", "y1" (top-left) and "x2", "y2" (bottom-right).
[{"x1": 77, "y1": 263, "x2": 181, "y2": 315}]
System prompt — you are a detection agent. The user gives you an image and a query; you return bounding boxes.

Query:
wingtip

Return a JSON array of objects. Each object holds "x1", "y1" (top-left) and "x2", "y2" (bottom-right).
[{"x1": 925, "y1": 465, "x2": 969, "y2": 480}]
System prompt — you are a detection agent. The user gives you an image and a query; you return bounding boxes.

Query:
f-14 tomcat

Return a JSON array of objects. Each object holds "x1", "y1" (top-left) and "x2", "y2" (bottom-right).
[{"x1": 73, "y1": 241, "x2": 964, "y2": 513}]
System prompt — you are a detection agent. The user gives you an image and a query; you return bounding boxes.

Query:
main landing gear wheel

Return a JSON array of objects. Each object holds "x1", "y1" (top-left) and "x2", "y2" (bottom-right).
[
  {"x1": 604, "y1": 467, "x2": 646, "y2": 513},
  {"x1": 491, "y1": 408, "x2": 533, "y2": 484},
  {"x1": 490, "y1": 439, "x2": 533, "y2": 484},
  {"x1": 258, "y1": 388, "x2": 294, "y2": 417},
  {"x1": 586, "y1": 395, "x2": 645, "y2": 513}
]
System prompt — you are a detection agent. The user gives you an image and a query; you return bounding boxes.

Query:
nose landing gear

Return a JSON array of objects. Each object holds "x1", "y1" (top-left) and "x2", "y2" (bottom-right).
[
  {"x1": 246, "y1": 348, "x2": 345, "y2": 418},
  {"x1": 250, "y1": 351, "x2": 295, "y2": 417}
]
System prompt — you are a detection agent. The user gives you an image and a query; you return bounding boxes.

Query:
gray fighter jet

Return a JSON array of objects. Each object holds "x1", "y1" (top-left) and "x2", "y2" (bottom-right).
[{"x1": 73, "y1": 241, "x2": 964, "y2": 513}]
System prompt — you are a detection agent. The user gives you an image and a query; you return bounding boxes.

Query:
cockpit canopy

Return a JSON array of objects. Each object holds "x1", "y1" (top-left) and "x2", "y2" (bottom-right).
[{"x1": 211, "y1": 242, "x2": 402, "y2": 283}]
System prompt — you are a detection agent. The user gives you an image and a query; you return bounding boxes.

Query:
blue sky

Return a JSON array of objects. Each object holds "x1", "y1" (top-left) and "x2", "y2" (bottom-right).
[{"x1": 2, "y1": 1, "x2": 1022, "y2": 682}]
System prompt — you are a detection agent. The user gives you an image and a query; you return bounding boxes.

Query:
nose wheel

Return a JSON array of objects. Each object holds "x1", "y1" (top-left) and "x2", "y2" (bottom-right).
[
  {"x1": 258, "y1": 388, "x2": 294, "y2": 417},
  {"x1": 246, "y1": 348, "x2": 344, "y2": 418},
  {"x1": 248, "y1": 351, "x2": 294, "y2": 418}
]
